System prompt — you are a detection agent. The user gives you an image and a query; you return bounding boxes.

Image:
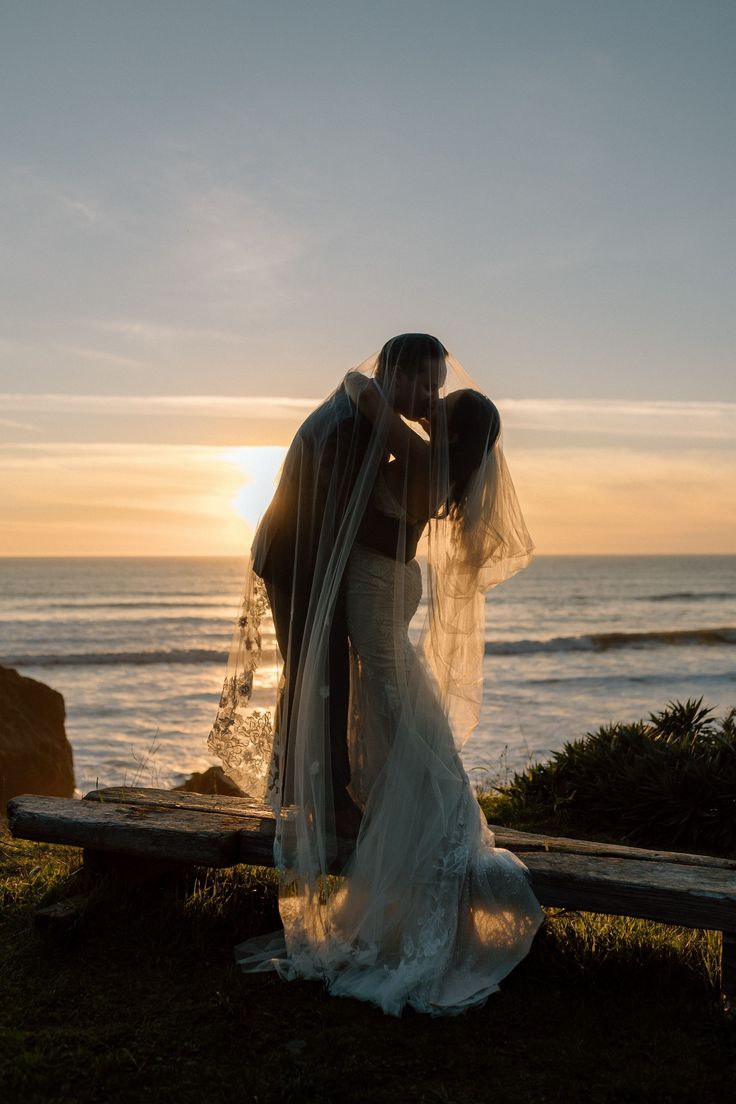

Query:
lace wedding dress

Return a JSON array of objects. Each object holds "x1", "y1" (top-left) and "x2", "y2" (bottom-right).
[{"x1": 307, "y1": 471, "x2": 544, "y2": 1015}]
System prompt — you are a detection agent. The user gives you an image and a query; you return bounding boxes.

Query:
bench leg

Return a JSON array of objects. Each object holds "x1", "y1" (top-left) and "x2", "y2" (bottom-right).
[
  {"x1": 83, "y1": 847, "x2": 191, "y2": 885},
  {"x1": 721, "y1": 931, "x2": 736, "y2": 1015}
]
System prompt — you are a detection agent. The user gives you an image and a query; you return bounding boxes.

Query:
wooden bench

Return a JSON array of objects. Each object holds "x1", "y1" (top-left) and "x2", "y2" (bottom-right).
[{"x1": 7, "y1": 785, "x2": 736, "y2": 1007}]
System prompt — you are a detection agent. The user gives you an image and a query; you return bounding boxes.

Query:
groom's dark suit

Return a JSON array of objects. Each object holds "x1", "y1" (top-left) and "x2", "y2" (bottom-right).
[{"x1": 252, "y1": 384, "x2": 381, "y2": 811}]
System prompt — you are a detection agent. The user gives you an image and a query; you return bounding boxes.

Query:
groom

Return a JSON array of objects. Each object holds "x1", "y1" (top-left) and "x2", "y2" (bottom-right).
[{"x1": 252, "y1": 335, "x2": 447, "y2": 833}]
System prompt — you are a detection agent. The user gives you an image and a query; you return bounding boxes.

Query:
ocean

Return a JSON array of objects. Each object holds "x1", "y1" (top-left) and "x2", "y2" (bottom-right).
[{"x1": 1, "y1": 556, "x2": 734, "y2": 799}]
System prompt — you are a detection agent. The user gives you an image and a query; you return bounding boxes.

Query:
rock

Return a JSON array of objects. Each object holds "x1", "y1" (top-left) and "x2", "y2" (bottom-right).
[
  {"x1": 34, "y1": 893, "x2": 89, "y2": 941},
  {"x1": 0, "y1": 665, "x2": 75, "y2": 817},
  {"x1": 173, "y1": 765, "x2": 246, "y2": 797}
]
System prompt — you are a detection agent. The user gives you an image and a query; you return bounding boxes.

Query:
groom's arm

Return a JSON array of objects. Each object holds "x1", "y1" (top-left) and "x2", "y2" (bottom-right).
[
  {"x1": 312, "y1": 399, "x2": 375, "y2": 548},
  {"x1": 255, "y1": 394, "x2": 370, "y2": 593}
]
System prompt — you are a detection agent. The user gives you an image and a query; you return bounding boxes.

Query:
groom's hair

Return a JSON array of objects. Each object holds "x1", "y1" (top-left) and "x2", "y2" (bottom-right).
[{"x1": 375, "y1": 333, "x2": 448, "y2": 381}]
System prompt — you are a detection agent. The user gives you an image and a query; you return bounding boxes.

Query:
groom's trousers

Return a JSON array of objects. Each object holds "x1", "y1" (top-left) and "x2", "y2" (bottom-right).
[{"x1": 265, "y1": 578, "x2": 353, "y2": 812}]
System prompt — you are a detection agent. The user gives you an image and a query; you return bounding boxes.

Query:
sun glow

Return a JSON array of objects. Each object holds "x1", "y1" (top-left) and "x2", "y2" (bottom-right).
[
  {"x1": 223, "y1": 446, "x2": 286, "y2": 530},
  {"x1": 0, "y1": 443, "x2": 285, "y2": 556}
]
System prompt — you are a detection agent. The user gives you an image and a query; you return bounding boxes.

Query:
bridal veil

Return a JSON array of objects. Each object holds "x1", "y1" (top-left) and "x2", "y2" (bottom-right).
[{"x1": 207, "y1": 335, "x2": 543, "y2": 1014}]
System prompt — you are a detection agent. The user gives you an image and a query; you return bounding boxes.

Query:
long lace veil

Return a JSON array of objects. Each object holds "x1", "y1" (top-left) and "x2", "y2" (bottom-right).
[{"x1": 207, "y1": 337, "x2": 536, "y2": 988}]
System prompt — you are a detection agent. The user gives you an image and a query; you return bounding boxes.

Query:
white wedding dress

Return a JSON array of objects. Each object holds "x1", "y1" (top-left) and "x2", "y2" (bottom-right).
[{"x1": 277, "y1": 470, "x2": 545, "y2": 1016}]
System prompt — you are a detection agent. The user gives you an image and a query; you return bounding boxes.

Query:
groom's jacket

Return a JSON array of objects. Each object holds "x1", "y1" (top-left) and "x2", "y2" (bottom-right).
[
  {"x1": 252, "y1": 383, "x2": 376, "y2": 804},
  {"x1": 252, "y1": 381, "x2": 421, "y2": 804},
  {"x1": 252, "y1": 384, "x2": 372, "y2": 601},
  {"x1": 253, "y1": 383, "x2": 413, "y2": 603}
]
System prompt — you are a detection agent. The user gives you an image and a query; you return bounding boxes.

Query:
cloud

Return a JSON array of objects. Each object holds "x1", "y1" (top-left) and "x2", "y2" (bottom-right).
[
  {"x1": 55, "y1": 346, "x2": 153, "y2": 369},
  {"x1": 1, "y1": 394, "x2": 734, "y2": 444},
  {"x1": 2, "y1": 166, "x2": 113, "y2": 229},
  {"x1": 180, "y1": 183, "x2": 307, "y2": 284},
  {"x1": 0, "y1": 417, "x2": 40, "y2": 432},
  {"x1": 497, "y1": 398, "x2": 736, "y2": 442},
  {"x1": 88, "y1": 319, "x2": 244, "y2": 344},
  {"x1": 0, "y1": 393, "x2": 319, "y2": 418}
]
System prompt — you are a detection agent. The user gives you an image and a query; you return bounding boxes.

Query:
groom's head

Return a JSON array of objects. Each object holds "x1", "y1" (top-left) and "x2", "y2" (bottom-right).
[{"x1": 375, "y1": 333, "x2": 447, "y2": 419}]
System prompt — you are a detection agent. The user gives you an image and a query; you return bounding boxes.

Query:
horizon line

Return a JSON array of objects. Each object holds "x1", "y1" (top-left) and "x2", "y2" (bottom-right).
[
  {"x1": 2, "y1": 393, "x2": 735, "y2": 414},
  {"x1": 2, "y1": 553, "x2": 733, "y2": 560}
]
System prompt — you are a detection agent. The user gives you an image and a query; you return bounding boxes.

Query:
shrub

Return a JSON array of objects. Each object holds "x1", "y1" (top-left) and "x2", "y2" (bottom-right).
[{"x1": 484, "y1": 699, "x2": 736, "y2": 856}]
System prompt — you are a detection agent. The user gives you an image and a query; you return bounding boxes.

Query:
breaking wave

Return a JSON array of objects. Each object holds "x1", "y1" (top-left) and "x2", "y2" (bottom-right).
[{"x1": 485, "y1": 626, "x2": 736, "y2": 656}]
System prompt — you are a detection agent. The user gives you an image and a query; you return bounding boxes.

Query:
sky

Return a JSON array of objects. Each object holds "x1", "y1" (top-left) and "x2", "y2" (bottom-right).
[{"x1": 1, "y1": 1, "x2": 734, "y2": 555}]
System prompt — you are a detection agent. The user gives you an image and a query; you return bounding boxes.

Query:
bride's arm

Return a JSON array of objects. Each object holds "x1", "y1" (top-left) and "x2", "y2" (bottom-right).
[
  {"x1": 344, "y1": 371, "x2": 435, "y2": 522},
  {"x1": 344, "y1": 371, "x2": 430, "y2": 467}
]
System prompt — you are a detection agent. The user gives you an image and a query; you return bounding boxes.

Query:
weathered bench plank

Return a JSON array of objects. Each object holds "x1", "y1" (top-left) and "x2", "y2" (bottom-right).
[
  {"x1": 6, "y1": 794, "x2": 268, "y2": 866},
  {"x1": 8, "y1": 791, "x2": 735, "y2": 931},
  {"x1": 81, "y1": 787, "x2": 736, "y2": 872},
  {"x1": 491, "y1": 824, "x2": 736, "y2": 871},
  {"x1": 83, "y1": 786, "x2": 274, "y2": 821},
  {"x1": 516, "y1": 851, "x2": 736, "y2": 932}
]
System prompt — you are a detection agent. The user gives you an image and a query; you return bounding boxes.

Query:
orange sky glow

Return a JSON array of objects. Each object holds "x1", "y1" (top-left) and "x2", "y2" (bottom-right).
[
  {"x1": 2, "y1": 396, "x2": 733, "y2": 556},
  {"x1": 3, "y1": 6, "x2": 734, "y2": 559}
]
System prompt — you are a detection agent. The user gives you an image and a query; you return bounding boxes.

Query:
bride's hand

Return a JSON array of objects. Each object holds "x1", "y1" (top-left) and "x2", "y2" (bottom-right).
[
  {"x1": 345, "y1": 370, "x2": 387, "y2": 426},
  {"x1": 418, "y1": 417, "x2": 432, "y2": 437},
  {"x1": 344, "y1": 370, "x2": 373, "y2": 404}
]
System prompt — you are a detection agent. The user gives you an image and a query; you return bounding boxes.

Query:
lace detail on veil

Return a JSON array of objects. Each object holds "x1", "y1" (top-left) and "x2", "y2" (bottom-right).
[
  {"x1": 207, "y1": 570, "x2": 278, "y2": 806},
  {"x1": 214, "y1": 343, "x2": 544, "y2": 1016}
]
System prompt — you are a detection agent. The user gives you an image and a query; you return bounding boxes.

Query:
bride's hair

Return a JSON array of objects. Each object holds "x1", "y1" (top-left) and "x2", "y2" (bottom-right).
[
  {"x1": 375, "y1": 333, "x2": 448, "y2": 381},
  {"x1": 446, "y1": 390, "x2": 501, "y2": 519}
]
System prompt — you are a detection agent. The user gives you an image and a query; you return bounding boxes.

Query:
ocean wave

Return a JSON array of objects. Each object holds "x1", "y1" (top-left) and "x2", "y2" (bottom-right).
[
  {"x1": 485, "y1": 626, "x2": 736, "y2": 656},
  {"x1": 640, "y1": 591, "x2": 736, "y2": 603},
  {"x1": 8, "y1": 626, "x2": 735, "y2": 668},
  {"x1": 531, "y1": 669, "x2": 735, "y2": 686},
  {"x1": 4, "y1": 648, "x2": 229, "y2": 667},
  {"x1": 30, "y1": 598, "x2": 231, "y2": 610}
]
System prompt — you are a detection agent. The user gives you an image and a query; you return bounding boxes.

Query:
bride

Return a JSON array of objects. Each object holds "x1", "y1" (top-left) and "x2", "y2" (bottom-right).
[{"x1": 208, "y1": 334, "x2": 544, "y2": 1016}]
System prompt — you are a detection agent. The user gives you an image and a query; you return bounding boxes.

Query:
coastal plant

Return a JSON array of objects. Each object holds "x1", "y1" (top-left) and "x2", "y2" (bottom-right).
[{"x1": 482, "y1": 699, "x2": 736, "y2": 856}]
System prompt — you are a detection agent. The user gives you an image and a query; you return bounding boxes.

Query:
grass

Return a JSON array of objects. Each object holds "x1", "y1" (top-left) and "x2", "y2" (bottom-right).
[{"x1": 2, "y1": 826, "x2": 735, "y2": 1104}]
